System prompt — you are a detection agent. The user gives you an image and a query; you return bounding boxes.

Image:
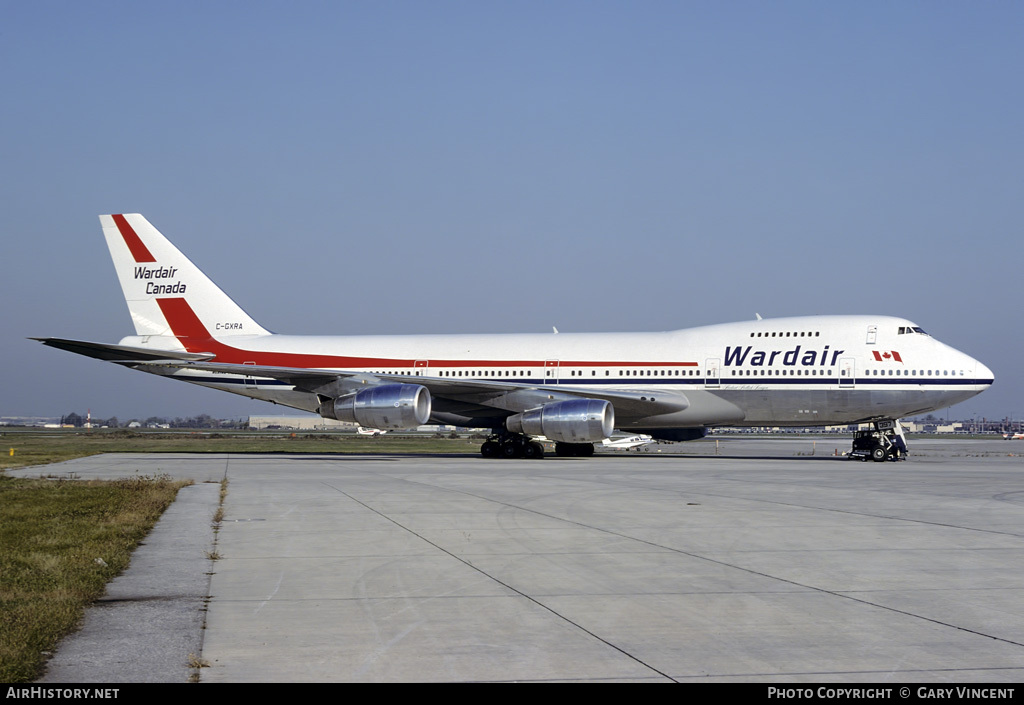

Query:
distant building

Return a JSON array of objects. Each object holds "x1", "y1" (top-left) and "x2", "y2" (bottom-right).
[{"x1": 248, "y1": 415, "x2": 358, "y2": 431}]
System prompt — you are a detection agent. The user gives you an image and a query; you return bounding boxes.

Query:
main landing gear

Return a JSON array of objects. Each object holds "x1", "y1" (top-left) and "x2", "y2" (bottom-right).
[
  {"x1": 480, "y1": 432, "x2": 546, "y2": 459},
  {"x1": 479, "y1": 433, "x2": 598, "y2": 459}
]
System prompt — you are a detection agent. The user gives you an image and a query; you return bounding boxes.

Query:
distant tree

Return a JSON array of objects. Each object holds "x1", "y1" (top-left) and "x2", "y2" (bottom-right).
[
  {"x1": 63, "y1": 412, "x2": 84, "y2": 427},
  {"x1": 193, "y1": 414, "x2": 216, "y2": 429}
]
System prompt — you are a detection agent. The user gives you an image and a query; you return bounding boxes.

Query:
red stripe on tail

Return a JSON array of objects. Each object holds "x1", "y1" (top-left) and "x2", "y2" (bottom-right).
[{"x1": 112, "y1": 214, "x2": 156, "y2": 263}]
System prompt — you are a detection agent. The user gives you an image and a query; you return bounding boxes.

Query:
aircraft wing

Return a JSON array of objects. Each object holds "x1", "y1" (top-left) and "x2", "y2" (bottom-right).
[{"x1": 129, "y1": 359, "x2": 690, "y2": 420}]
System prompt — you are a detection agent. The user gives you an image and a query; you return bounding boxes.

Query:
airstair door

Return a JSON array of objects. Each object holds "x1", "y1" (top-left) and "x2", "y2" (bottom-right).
[
  {"x1": 839, "y1": 357, "x2": 856, "y2": 388},
  {"x1": 705, "y1": 358, "x2": 721, "y2": 389},
  {"x1": 544, "y1": 359, "x2": 560, "y2": 385}
]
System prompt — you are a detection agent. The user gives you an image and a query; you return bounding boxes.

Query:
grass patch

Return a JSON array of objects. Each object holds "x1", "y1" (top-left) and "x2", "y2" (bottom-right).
[
  {"x1": 0, "y1": 428, "x2": 480, "y2": 471},
  {"x1": 0, "y1": 474, "x2": 188, "y2": 682}
]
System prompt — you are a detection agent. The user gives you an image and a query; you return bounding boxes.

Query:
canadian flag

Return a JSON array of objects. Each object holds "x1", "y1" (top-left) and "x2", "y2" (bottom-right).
[{"x1": 872, "y1": 350, "x2": 903, "y2": 362}]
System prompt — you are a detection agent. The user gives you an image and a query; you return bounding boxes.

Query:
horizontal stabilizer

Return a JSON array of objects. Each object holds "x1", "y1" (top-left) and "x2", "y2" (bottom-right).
[{"x1": 31, "y1": 337, "x2": 215, "y2": 363}]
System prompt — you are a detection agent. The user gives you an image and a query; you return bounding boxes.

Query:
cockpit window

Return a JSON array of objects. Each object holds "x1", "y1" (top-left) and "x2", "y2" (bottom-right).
[{"x1": 898, "y1": 326, "x2": 928, "y2": 335}]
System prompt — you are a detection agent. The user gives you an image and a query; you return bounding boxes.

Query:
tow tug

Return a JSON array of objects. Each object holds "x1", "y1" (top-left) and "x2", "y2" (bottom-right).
[{"x1": 847, "y1": 419, "x2": 909, "y2": 462}]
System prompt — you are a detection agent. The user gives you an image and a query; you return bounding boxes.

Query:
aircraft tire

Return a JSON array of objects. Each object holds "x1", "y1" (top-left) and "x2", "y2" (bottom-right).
[
  {"x1": 481, "y1": 441, "x2": 499, "y2": 458},
  {"x1": 502, "y1": 442, "x2": 522, "y2": 459},
  {"x1": 872, "y1": 446, "x2": 887, "y2": 462},
  {"x1": 523, "y1": 441, "x2": 545, "y2": 459}
]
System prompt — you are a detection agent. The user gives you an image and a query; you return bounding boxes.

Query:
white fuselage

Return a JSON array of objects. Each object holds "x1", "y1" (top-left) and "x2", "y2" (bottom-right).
[{"x1": 138, "y1": 314, "x2": 992, "y2": 430}]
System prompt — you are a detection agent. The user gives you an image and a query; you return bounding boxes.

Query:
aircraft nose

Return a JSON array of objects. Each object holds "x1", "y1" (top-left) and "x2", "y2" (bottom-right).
[{"x1": 975, "y1": 359, "x2": 995, "y2": 385}]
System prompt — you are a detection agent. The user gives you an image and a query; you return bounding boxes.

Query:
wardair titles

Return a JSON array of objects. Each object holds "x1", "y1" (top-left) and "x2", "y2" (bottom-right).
[{"x1": 134, "y1": 265, "x2": 187, "y2": 295}]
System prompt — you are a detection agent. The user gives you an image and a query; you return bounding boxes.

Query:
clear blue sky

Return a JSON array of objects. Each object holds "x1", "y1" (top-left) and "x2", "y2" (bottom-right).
[{"x1": 1, "y1": 1, "x2": 1020, "y2": 422}]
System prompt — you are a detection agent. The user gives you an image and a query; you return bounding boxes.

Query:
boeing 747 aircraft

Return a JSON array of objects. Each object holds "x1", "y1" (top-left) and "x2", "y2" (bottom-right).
[{"x1": 36, "y1": 214, "x2": 994, "y2": 459}]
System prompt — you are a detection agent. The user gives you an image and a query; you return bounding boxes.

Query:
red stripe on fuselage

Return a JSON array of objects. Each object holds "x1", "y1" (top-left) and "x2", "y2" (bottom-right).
[
  {"x1": 155, "y1": 297, "x2": 699, "y2": 370},
  {"x1": 156, "y1": 298, "x2": 393, "y2": 368},
  {"x1": 112, "y1": 214, "x2": 156, "y2": 263}
]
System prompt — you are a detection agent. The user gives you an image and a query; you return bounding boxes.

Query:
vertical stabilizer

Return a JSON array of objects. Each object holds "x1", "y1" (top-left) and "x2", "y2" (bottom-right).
[{"x1": 101, "y1": 214, "x2": 271, "y2": 339}]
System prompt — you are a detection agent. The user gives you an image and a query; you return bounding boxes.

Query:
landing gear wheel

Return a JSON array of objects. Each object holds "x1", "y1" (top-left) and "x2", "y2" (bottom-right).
[
  {"x1": 481, "y1": 433, "x2": 546, "y2": 459},
  {"x1": 523, "y1": 441, "x2": 545, "y2": 459},
  {"x1": 871, "y1": 446, "x2": 888, "y2": 462}
]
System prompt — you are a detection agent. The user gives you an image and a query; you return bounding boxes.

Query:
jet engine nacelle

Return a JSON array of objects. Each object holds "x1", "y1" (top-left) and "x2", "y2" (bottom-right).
[
  {"x1": 505, "y1": 399, "x2": 614, "y2": 443},
  {"x1": 318, "y1": 384, "x2": 431, "y2": 430}
]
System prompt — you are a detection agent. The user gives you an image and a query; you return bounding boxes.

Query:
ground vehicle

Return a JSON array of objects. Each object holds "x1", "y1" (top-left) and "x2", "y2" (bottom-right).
[{"x1": 848, "y1": 420, "x2": 908, "y2": 462}]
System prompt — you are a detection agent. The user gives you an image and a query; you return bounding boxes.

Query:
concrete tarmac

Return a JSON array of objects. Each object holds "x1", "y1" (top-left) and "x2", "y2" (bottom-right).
[{"x1": 12, "y1": 437, "x2": 1024, "y2": 683}]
